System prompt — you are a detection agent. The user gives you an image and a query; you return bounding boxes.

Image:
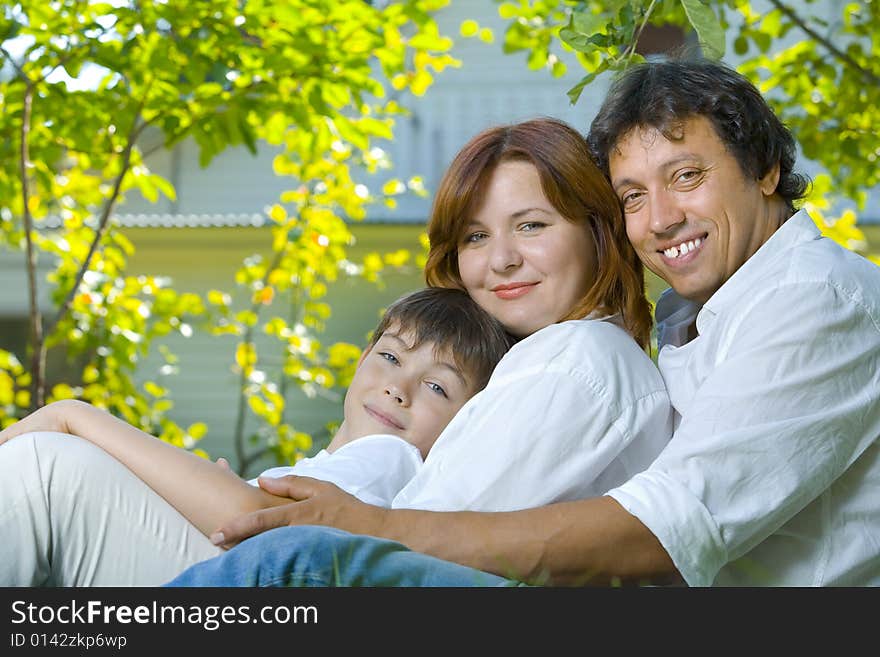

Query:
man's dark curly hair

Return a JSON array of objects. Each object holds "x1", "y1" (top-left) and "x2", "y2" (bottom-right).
[{"x1": 587, "y1": 57, "x2": 810, "y2": 212}]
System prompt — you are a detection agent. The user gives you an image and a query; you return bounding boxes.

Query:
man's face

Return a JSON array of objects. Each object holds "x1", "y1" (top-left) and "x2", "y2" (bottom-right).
[
  {"x1": 341, "y1": 326, "x2": 474, "y2": 459},
  {"x1": 609, "y1": 116, "x2": 783, "y2": 304}
]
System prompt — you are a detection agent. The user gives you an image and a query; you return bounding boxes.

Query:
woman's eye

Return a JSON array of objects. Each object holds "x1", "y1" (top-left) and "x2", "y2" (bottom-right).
[
  {"x1": 464, "y1": 232, "x2": 487, "y2": 244},
  {"x1": 520, "y1": 221, "x2": 546, "y2": 232},
  {"x1": 426, "y1": 381, "x2": 448, "y2": 398},
  {"x1": 379, "y1": 352, "x2": 399, "y2": 365}
]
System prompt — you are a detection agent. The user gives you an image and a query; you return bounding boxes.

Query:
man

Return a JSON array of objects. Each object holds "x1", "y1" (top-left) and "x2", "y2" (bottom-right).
[{"x1": 168, "y1": 58, "x2": 880, "y2": 587}]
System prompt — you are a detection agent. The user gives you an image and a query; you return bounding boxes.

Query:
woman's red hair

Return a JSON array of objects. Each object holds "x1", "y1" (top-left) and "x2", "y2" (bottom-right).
[{"x1": 424, "y1": 117, "x2": 652, "y2": 350}]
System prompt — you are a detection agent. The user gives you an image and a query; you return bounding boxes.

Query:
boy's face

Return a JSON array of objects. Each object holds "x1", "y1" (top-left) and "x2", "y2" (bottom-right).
[{"x1": 341, "y1": 325, "x2": 475, "y2": 458}]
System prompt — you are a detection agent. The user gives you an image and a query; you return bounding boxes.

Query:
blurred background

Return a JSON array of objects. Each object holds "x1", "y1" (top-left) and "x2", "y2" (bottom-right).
[{"x1": 1, "y1": 0, "x2": 876, "y2": 476}]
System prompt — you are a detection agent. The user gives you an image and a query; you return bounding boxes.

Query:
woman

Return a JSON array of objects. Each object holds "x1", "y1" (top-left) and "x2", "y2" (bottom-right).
[{"x1": 168, "y1": 117, "x2": 674, "y2": 586}]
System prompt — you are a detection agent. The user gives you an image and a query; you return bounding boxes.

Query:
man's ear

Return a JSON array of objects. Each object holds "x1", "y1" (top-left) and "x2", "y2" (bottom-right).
[{"x1": 759, "y1": 161, "x2": 781, "y2": 196}]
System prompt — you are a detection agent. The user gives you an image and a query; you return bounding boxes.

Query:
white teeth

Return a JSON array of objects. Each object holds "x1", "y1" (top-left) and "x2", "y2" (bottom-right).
[{"x1": 664, "y1": 238, "x2": 702, "y2": 259}]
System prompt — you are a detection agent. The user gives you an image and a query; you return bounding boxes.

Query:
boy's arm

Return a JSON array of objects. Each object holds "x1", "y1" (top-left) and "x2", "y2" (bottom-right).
[{"x1": 0, "y1": 399, "x2": 290, "y2": 537}]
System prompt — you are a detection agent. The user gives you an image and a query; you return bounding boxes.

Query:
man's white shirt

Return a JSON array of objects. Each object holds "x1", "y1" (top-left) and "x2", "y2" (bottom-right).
[{"x1": 608, "y1": 210, "x2": 880, "y2": 586}]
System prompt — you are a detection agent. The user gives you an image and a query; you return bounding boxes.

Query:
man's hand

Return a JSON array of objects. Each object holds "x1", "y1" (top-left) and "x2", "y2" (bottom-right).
[
  {"x1": 0, "y1": 399, "x2": 78, "y2": 447},
  {"x1": 209, "y1": 475, "x2": 388, "y2": 549}
]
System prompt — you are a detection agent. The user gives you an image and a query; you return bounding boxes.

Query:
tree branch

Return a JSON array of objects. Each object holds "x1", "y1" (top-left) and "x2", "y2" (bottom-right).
[
  {"x1": 232, "y1": 245, "x2": 289, "y2": 476},
  {"x1": 47, "y1": 111, "x2": 150, "y2": 335},
  {"x1": 767, "y1": 0, "x2": 880, "y2": 86},
  {"x1": 0, "y1": 45, "x2": 28, "y2": 79},
  {"x1": 239, "y1": 444, "x2": 275, "y2": 477},
  {"x1": 622, "y1": 0, "x2": 659, "y2": 67},
  {"x1": 18, "y1": 80, "x2": 46, "y2": 411}
]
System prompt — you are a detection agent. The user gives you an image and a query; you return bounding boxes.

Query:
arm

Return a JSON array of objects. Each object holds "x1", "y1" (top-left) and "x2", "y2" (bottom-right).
[
  {"x1": 211, "y1": 320, "x2": 679, "y2": 583},
  {"x1": 213, "y1": 475, "x2": 678, "y2": 585},
  {"x1": 607, "y1": 279, "x2": 880, "y2": 585},
  {"x1": 0, "y1": 399, "x2": 291, "y2": 537}
]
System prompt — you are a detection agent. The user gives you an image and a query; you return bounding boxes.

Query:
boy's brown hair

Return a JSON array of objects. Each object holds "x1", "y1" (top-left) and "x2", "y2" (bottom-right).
[{"x1": 370, "y1": 287, "x2": 514, "y2": 392}]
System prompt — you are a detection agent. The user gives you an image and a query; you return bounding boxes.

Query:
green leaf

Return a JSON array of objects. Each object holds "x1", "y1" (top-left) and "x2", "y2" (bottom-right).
[
  {"x1": 567, "y1": 59, "x2": 609, "y2": 105},
  {"x1": 571, "y1": 10, "x2": 606, "y2": 37},
  {"x1": 680, "y1": 0, "x2": 726, "y2": 59}
]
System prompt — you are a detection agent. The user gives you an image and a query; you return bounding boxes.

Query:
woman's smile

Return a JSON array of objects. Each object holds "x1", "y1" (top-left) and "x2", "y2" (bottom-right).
[{"x1": 491, "y1": 282, "x2": 538, "y2": 300}]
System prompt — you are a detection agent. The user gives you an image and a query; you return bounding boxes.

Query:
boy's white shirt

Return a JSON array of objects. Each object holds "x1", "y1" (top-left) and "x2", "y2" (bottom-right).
[{"x1": 249, "y1": 433, "x2": 423, "y2": 508}]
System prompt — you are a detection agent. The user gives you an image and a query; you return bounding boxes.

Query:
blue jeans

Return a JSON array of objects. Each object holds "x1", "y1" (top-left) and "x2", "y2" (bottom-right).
[{"x1": 164, "y1": 526, "x2": 518, "y2": 587}]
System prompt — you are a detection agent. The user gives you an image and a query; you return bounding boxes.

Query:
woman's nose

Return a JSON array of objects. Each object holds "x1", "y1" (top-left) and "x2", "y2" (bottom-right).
[{"x1": 488, "y1": 235, "x2": 523, "y2": 272}]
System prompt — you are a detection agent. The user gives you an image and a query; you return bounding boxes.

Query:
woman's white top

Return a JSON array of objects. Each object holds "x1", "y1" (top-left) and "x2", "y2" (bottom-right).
[
  {"x1": 391, "y1": 316, "x2": 674, "y2": 512},
  {"x1": 250, "y1": 434, "x2": 423, "y2": 508}
]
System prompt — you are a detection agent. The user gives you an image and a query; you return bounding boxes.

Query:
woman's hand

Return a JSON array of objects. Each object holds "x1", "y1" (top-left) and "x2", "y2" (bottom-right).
[
  {"x1": 0, "y1": 399, "x2": 81, "y2": 447},
  {"x1": 209, "y1": 475, "x2": 388, "y2": 549}
]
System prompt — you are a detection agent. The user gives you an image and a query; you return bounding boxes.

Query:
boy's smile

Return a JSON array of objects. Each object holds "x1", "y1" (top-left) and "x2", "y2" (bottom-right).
[{"x1": 335, "y1": 327, "x2": 474, "y2": 459}]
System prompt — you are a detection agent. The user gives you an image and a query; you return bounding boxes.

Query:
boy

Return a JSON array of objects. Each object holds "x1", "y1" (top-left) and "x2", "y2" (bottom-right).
[
  {"x1": 0, "y1": 287, "x2": 512, "y2": 585},
  {"x1": 247, "y1": 286, "x2": 514, "y2": 506}
]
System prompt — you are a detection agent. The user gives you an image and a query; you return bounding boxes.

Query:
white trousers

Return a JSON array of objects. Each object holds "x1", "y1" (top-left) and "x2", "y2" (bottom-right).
[{"x1": 1, "y1": 431, "x2": 223, "y2": 586}]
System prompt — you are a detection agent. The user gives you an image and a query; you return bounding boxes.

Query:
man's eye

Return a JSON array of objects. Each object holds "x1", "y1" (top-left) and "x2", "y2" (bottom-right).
[
  {"x1": 426, "y1": 381, "x2": 448, "y2": 398},
  {"x1": 622, "y1": 191, "x2": 643, "y2": 207},
  {"x1": 675, "y1": 169, "x2": 703, "y2": 184},
  {"x1": 379, "y1": 352, "x2": 399, "y2": 365}
]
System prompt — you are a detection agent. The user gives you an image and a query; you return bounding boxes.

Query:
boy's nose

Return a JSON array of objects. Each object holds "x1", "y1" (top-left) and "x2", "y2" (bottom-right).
[{"x1": 384, "y1": 383, "x2": 409, "y2": 406}]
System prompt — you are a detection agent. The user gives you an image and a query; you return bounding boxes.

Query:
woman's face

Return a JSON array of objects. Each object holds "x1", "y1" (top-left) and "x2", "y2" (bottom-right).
[{"x1": 457, "y1": 160, "x2": 598, "y2": 338}]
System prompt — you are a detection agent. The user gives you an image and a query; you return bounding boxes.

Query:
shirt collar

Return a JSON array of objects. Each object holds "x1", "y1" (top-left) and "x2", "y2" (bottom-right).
[{"x1": 703, "y1": 209, "x2": 818, "y2": 315}]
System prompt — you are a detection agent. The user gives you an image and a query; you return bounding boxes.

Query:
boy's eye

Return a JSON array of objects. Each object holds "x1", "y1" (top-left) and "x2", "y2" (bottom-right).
[
  {"x1": 379, "y1": 352, "x2": 399, "y2": 365},
  {"x1": 426, "y1": 381, "x2": 448, "y2": 398}
]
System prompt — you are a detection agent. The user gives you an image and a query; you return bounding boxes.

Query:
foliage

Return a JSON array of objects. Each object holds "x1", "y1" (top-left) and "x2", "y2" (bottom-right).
[
  {"x1": 0, "y1": 0, "x2": 451, "y2": 471},
  {"x1": 475, "y1": 0, "x2": 879, "y2": 263}
]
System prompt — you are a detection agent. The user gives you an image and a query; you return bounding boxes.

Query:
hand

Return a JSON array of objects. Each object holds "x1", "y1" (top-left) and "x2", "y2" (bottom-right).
[
  {"x1": 0, "y1": 399, "x2": 79, "y2": 447},
  {"x1": 209, "y1": 475, "x2": 387, "y2": 549}
]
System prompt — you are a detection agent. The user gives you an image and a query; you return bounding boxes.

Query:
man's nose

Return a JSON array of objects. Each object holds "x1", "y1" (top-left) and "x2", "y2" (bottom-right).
[{"x1": 649, "y1": 192, "x2": 686, "y2": 235}]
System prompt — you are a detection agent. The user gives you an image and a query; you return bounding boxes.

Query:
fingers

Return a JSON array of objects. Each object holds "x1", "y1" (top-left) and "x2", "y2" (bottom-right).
[
  {"x1": 209, "y1": 477, "x2": 335, "y2": 549},
  {"x1": 210, "y1": 506, "x2": 287, "y2": 549},
  {"x1": 256, "y1": 474, "x2": 322, "y2": 499},
  {"x1": 215, "y1": 457, "x2": 231, "y2": 471}
]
